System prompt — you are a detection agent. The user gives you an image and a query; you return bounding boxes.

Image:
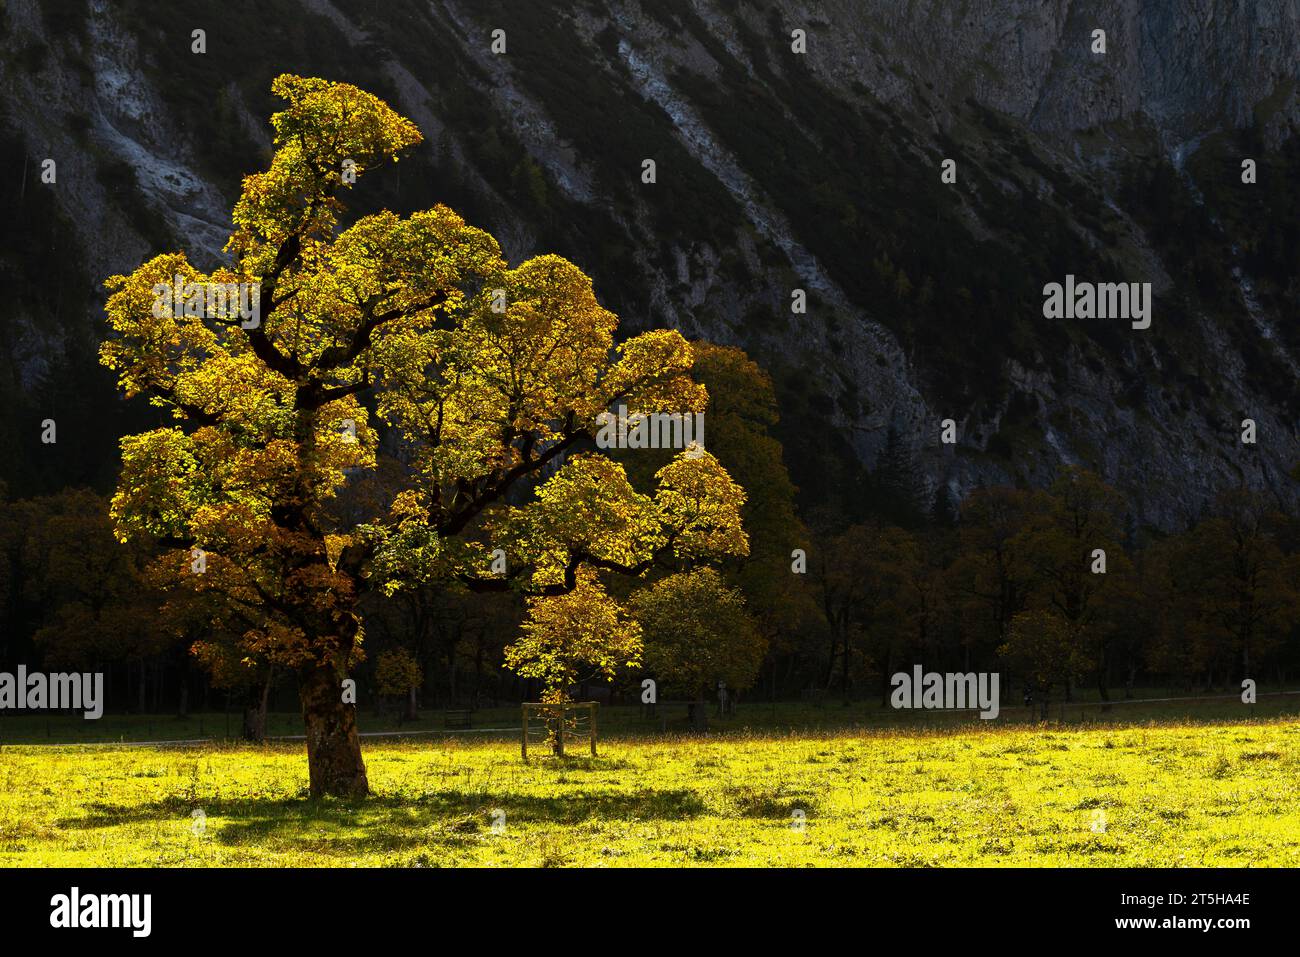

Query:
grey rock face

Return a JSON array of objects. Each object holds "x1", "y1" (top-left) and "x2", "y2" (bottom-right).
[{"x1": 1, "y1": 0, "x2": 1295, "y2": 524}]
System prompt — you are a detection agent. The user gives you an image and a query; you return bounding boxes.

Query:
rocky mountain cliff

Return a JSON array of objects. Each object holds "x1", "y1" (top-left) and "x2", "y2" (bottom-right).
[{"x1": 1, "y1": 0, "x2": 1297, "y2": 529}]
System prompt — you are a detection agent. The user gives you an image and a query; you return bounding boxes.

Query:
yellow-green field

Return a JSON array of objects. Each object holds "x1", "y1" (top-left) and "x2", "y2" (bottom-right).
[{"x1": 3, "y1": 718, "x2": 1299, "y2": 866}]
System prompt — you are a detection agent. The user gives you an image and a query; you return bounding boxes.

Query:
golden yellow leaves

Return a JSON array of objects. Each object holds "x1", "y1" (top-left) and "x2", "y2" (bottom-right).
[
  {"x1": 486, "y1": 448, "x2": 748, "y2": 641},
  {"x1": 99, "y1": 75, "x2": 755, "y2": 693},
  {"x1": 654, "y1": 450, "x2": 749, "y2": 561},
  {"x1": 228, "y1": 75, "x2": 423, "y2": 263},
  {"x1": 102, "y1": 253, "x2": 222, "y2": 400},
  {"x1": 483, "y1": 447, "x2": 748, "y2": 595},
  {"x1": 268, "y1": 74, "x2": 422, "y2": 170},
  {"x1": 501, "y1": 454, "x2": 662, "y2": 582},
  {"x1": 111, "y1": 430, "x2": 204, "y2": 541},
  {"x1": 173, "y1": 352, "x2": 296, "y2": 429},
  {"x1": 462, "y1": 254, "x2": 619, "y2": 426},
  {"x1": 310, "y1": 398, "x2": 377, "y2": 477},
  {"x1": 604, "y1": 330, "x2": 708, "y2": 419},
  {"x1": 297, "y1": 206, "x2": 504, "y2": 367},
  {"x1": 505, "y1": 567, "x2": 643, "y2": 693}
]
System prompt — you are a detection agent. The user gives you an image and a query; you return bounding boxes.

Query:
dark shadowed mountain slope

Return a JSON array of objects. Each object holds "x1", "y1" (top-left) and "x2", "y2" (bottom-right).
[{"x1": 1, "y1": 0, "x2": 1296, "y2": 528}]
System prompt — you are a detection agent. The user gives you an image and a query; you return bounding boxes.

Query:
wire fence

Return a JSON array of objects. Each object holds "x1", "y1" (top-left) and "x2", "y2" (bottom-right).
[{"x1": 521, "y1": 702, "x2": 598, "y2": 760}]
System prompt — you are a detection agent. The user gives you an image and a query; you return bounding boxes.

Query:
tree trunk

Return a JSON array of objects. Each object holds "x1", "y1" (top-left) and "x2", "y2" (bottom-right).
[
  {"x1": 177, "y1": 647, "x2": 191, "y2": 717},
  {"x1": 690, "y1": 691, "x2": 709, "y2": 732},
  {"x1": 242, "y1": 702, "x2": 265, "y2": 742},
  {"x1": 299, "y1": 663, "x2": 369, "y2": 798},
  {"x1": 879, "y1": 649, "x2": 894, "y2": 708},
  {"x1": 840, "y1": 640, "x2": 852, "y2": 696},
  {"x1": 822, "y1": 636, "x2": 838, "y2": 690},
  {"x1": 242, "y1": 670, "x2": 272, "y2": 742}
]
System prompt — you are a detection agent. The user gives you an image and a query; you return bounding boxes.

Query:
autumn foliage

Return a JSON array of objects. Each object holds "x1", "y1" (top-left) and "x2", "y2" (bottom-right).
[{"x1": 100, "y1": 76, "x2": 747, "y2": 796}]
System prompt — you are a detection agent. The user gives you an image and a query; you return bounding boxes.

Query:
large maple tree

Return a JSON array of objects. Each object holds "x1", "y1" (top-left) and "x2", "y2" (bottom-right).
[{"x1": 102, "y1": 76, "x2": 747, "y2": 796}]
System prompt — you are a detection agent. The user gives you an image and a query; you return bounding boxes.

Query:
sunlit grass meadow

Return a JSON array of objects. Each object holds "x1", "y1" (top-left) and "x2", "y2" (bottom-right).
[{"x1": 3, "y1": 715, "x2": 1299, "y2": 866}]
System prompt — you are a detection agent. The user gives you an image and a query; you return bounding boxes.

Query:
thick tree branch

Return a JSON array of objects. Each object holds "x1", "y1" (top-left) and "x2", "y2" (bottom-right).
[
  {"x1": 148, "y1": 383, "x2": 222, "y2": 427},
  {"x1": 457, "y1": 537, "x2": 676, "y2": 597},
  {"x1": 439, "y1": 420, "x2": 584, "y2": 537}
]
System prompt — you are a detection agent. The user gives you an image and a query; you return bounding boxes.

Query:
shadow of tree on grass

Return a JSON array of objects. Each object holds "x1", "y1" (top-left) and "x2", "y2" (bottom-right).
[{"x1": 56, "y1": 787, "x2": 707, "y2": 855}]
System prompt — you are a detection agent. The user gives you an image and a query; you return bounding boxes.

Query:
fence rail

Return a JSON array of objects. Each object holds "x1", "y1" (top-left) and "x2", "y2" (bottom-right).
[{"x1": 521, "y1": 702, "x2": 598, "y2": 760}]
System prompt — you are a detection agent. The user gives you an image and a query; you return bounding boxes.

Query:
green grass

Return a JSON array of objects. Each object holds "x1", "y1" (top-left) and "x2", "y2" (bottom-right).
[{"x1": 2, "y1": 714, "x2": 1299, "y2": 866}]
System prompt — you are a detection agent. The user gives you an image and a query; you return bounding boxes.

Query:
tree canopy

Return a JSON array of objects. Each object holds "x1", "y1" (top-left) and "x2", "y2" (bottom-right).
[{"x1": 100, "y1": 75, "x2": 748, "y2": 796}]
